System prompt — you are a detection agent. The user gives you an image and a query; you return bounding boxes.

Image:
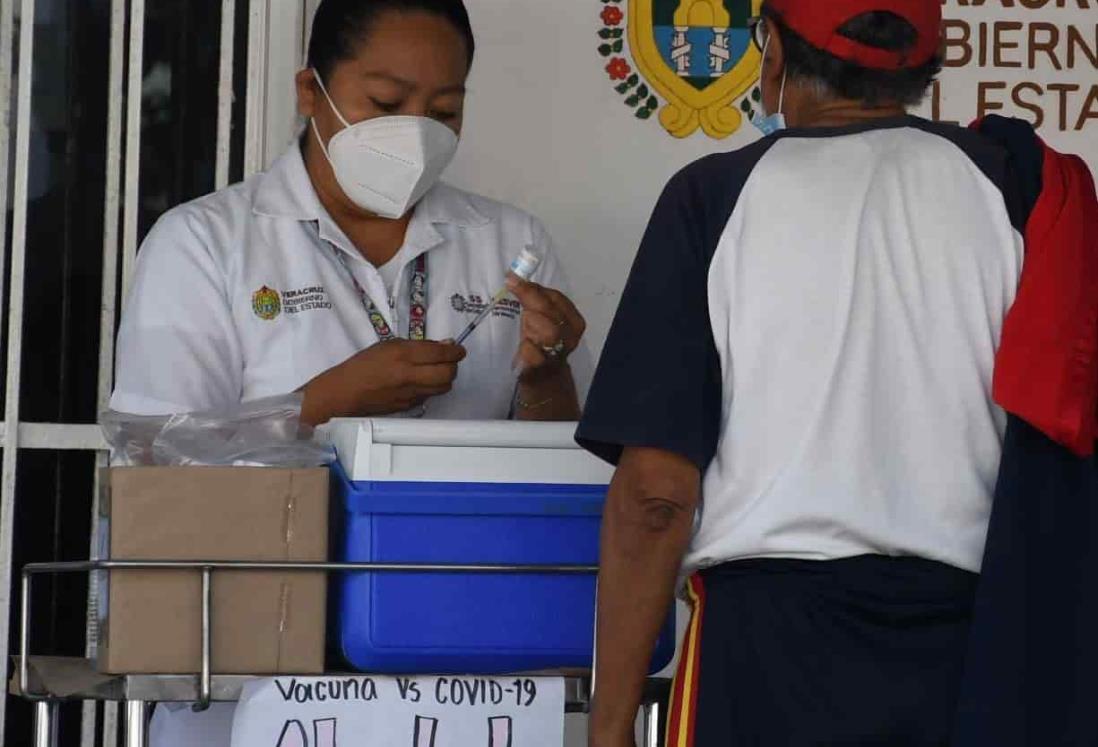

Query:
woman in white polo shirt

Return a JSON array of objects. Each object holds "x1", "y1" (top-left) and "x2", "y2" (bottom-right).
[
  {"x1": 113, "y1": 1, "x2": 589, "y2": 744},
  {"x1": 112, "y1": 0, "x2": 589, "y2": 428}
]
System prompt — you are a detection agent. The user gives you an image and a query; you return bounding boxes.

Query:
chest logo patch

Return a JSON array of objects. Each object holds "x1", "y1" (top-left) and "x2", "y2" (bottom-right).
[
  {"x1": 252, "y1": 286, "x2": 282, "y2": 321},
  {"x1": 283, "y1": 286, "x2": 332, "y2": 315},
  {"x1": 450, "y1": 293, "x2": 521, "y2": 321}
]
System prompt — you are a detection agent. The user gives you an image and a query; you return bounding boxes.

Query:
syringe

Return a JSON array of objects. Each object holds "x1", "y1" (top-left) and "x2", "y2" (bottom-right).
[{"x1": 454, "y1": 247, "x2": 542, "y2": 345}]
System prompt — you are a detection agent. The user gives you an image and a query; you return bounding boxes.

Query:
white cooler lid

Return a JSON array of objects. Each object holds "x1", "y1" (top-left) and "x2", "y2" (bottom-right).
[{"x1": 319, "y1": 419, "x2": 614, "y2": 485}]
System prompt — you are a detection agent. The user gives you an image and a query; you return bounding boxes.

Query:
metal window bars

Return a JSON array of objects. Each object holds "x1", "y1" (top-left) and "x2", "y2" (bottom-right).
[
  {"x1": 0, "y1": 0, "x2": 270, "y2": 741},
  {"x1": 0, "y1": 2, "x2": 263, "y2": 742},
  {"x1": 17, "y1": 559, "x2": 669, "y2": 747}
]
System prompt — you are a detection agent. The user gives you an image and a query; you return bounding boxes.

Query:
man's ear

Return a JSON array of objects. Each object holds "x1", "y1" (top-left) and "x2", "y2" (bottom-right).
[{"x1": 295, "y1": 69, "x2": 318, "y2": 119}]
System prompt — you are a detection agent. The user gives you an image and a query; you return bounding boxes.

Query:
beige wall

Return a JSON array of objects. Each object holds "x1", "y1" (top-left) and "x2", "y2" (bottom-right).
[{"x1": 445, "y1": 0, "x2": 1097, "y2": 356}]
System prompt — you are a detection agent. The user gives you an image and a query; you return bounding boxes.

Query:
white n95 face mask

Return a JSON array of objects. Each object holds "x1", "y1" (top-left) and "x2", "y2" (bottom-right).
[{"x1": 311, "y1": 69, "x2": 459, "y2": 219}]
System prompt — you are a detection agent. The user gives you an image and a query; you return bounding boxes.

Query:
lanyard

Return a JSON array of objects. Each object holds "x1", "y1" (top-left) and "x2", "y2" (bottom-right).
[{"x1": 332, "y1": 247, "x2": 428, "y2": 342}]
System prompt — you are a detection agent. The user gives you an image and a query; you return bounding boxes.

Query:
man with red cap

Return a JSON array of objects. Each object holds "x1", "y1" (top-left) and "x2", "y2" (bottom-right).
[{"x1": 578, "y1": 0, "x2": 1098, "y2": 745}]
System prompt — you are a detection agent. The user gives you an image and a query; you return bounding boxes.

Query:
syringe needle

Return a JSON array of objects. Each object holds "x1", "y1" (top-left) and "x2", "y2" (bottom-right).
[
  {"x1": 454, "y1": 246, "x2": 542, "y2": 346},
  {"x1": 454, "y1": 288, "x2": 510, "y2": 345}
]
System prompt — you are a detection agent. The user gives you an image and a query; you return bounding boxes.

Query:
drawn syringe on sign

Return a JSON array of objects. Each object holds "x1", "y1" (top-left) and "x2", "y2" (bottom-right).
[
  {"x1": 314, "y1": 719, "x2": 336, "y2": 747},
  {"x1": 488, "y1": 716, "x2": 513, "y2": 747},
  {"x1": 272, "y1": 712, "x2": 513, "y2": 746},
  {"x1": 414, "y1": 715, "x2": 438, "y2": 747},
  {"x1": 275, "y1": 720, "x2": 307, "y2": 747},
  {"x1": 275, "y1": 718, "x2": 336, "y2": 747}
]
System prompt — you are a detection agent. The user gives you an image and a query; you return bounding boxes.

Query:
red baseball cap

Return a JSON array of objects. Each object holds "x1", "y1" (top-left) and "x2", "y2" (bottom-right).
[{"x1": 765, "y1": 0, "x2": 941, "y2": 71}]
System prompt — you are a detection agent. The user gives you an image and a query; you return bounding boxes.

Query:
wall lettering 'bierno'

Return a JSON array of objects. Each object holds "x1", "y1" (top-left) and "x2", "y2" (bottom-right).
[{"x1": 929, "y1": 1, "x2": 1098, "y2": 135}]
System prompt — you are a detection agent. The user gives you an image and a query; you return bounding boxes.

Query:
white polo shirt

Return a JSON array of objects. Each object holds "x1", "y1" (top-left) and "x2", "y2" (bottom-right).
[
  {"x1": 111, "y1": 142, "x2": 590, "y2": 418},
  {"x1": 579, "y1": 116, "x2": 1026, "y2": 574}
]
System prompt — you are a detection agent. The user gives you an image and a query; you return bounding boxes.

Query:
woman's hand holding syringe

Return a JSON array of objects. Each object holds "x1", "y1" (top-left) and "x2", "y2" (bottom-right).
[{"x1": 454, "y1": 247, "x2": 543, "y2": 345}]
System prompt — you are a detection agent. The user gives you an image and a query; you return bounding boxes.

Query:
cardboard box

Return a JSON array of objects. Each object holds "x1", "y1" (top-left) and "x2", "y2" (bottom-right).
[{"x1": 97, "y1": 467, "x2": 329, "y2": 675}]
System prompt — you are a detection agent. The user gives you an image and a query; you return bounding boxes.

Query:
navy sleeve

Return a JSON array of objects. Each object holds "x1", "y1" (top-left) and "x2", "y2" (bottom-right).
[
  {"x1": 577, "y1": 142, "x2": 775, "y2": 469},
  {"x1": 921, "y1": 116, "x2": 1040, "y2": 233},
  {"x1": 973, "y1": 115, "x2": 1043, "y2": 229},
  {"x1": 576, "y1": 165, "x2": 728, "y2": 470}
]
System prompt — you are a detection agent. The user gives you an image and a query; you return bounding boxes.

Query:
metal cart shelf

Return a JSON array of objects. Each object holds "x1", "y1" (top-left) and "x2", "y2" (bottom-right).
[{"x1": 15, "y1": 560, "x2": 671, "y2": 747}]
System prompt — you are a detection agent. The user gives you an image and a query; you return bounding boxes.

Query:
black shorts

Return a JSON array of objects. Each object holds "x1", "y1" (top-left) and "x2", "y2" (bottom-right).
[{"x1": 665, "y1": 555, "x2": 978, "y2": 747}]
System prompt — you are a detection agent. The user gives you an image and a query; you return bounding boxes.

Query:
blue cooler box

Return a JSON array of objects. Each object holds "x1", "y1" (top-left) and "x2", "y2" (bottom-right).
[{"x1": 324, "y1": 419, "x2": 676, "y2": 675}]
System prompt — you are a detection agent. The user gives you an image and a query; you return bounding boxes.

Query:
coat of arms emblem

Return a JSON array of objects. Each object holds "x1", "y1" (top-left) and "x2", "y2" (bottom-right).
[
  {"x1": 252, "y1": 286, "x2": 282, "y2": 321},
  {"x1": 598, "y1": 0, "x2": 763, "y2": 139}
]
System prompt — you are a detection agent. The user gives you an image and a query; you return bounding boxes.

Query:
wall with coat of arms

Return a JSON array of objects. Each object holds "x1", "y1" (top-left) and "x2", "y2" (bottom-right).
[{"x1": 445, "y1": 0, "x2": 1098, "y2": 359}]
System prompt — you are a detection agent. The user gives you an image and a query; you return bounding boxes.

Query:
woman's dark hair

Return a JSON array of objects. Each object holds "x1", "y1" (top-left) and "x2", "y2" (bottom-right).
[
  {"x1": 308, "y1": 0, "x2": 475, "y2": 81},
  {"x1": 763, "y1": 8, "x2": 942, "y2": 107}
]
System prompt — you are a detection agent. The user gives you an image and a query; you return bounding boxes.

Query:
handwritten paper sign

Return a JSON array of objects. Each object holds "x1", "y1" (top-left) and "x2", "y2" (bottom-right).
[{"x1": 231, "y1": 675, "x2": 565, "y2": 747}]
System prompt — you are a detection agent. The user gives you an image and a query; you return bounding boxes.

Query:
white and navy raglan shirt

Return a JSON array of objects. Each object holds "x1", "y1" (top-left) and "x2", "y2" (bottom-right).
[{"x1": 577, "y1": 116, "x2": 1027, "y2": 574}]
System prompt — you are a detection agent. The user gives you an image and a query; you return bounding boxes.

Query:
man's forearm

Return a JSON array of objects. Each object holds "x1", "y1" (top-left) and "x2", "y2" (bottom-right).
[{"x1": 589, "y1": 448, "x2": 699, "y2": 746}]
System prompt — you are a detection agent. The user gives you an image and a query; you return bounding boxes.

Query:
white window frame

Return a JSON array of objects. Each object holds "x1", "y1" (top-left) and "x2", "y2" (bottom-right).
[{"x1": 0, "y1": 1, "x2": 309, "y2": 742}]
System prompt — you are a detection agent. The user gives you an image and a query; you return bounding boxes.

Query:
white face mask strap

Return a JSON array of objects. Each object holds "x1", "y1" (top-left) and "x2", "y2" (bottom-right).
[
  {"x1": 310, "y1": 117, "x2": 334, "y2": 164},
  {"x1": 311, "y1": 68, "x2": 352, "y2": 129},
  {"x1": 778, "y1": 67, "x2": 787, "y2": 116},
  {"x1": 760, "y1": 35, "x2": 787, "y2": 117}
]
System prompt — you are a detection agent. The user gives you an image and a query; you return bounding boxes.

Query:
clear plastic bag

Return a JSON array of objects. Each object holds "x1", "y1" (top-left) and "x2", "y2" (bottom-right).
[{"x1": 101, "y1": 394, "x2": 335, "y2": 468}]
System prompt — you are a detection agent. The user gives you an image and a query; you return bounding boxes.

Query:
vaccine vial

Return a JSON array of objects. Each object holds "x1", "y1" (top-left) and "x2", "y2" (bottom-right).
[{"x1": 509, "y1": 247, "x2": 542, "y2": 281}]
